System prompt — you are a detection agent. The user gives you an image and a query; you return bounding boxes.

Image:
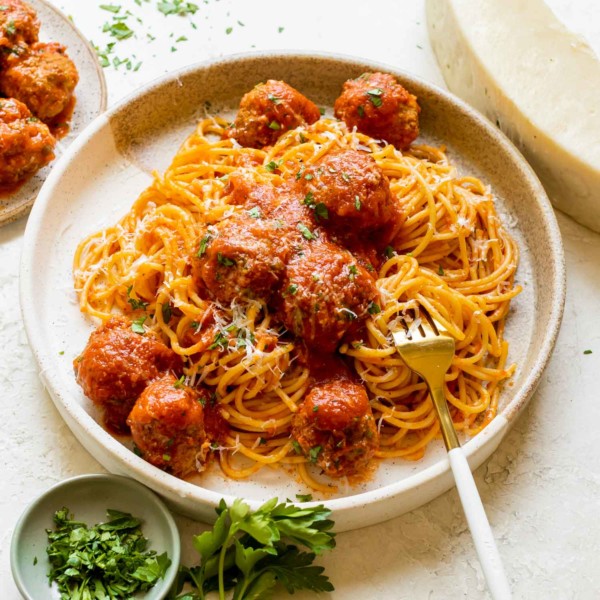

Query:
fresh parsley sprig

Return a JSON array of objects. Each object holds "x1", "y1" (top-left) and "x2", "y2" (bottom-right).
[{"x1": 171, "y1": 498, "x2": 336, "y2": 599}]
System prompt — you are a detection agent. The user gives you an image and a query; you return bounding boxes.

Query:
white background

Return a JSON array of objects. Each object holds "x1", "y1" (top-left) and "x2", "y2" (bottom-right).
[{"x1": 1, "y1": 1, "x2": 600, "y2": 598}]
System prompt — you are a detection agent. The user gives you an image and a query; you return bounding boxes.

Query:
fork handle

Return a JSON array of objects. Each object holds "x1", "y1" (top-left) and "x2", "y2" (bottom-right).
[{"x1": 448, "y1": 447, "x2": 512, "y2": 600}]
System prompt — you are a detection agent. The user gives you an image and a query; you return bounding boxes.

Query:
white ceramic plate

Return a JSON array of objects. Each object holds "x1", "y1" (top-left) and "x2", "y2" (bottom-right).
[
  {"x1": 20, "y1": 52, "x2": 565, "y2": 532},
  {"x1": 0, "y1": 0, "x2": 107, "y2": 225}
]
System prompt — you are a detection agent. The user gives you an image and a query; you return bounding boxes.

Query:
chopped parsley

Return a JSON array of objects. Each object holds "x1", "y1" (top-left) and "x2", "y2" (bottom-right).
[
  {"x1": 127, "y1": 285, "x2": 148, "y2": 310},
  {"x1": 304, "y1": 173, "x2": 314, "y2": 180},
  {"x1": 197, "y1": 233, "x2": 212, "y2": 257},
  {"x1": 584, "y1": 349, "x2": 593, "y2": 355},
  {"x1": 366, "y1": 88, "x2": 384, "y2": 107},
  {"x1": 308, "y1": 445, "x2": 322, "y2": 463},
  {"x1": 131, "y1": 315, "x2": 147, "y2": 334},
  {"x1": 225, "y1": 26, "x2": 233, "y2": 34},
  {"x1": 99, "y1": 4, "x2": 121, "y2": 12},
  {"x1": 348, "y1": 264, "x2": 358, "y2": 280},
  {"x1": 217, "y1": 253, "x2": 235, "y2": 267},
  {"x1": 247, "y1": 206, "x2": 262, "y2": 218},
  {"x1": 367, "y1": 301, "x2": 381, "y2": 315},
  {"x1": 438, "y1": 265, "x2": 445, "y2": 276},
  {"x1": 46, "y1": 507, "x2": 170, "y2": 598},
  {"x1": 297, "y1": 223, "x2": 317, "y2": 240},
  {"x1": 341, "y1": 172, "x2": 351, "y2": 183},
  {"x1": 287, "y1": 284, "x2": 299, "y2": 295},
  {"x1": 295, "y1": 493, "x2": 313, "y2": 502},
  {"x1": 173, "y1": 375, "x2": 186, "y2": 389},
  {"x1": 268, "y1": 120, "x2": 281, "y2": 130},
  {"x1": 157, "y1": 0, "x2": 199, "y2": 16},
  {"x1": 313, "y1": 203, "x2": 329, "y2": 221},
  {"x1": 161, "y1": 302, "x2": 172, "y2": 323},
  {"x1": 209, "y1": 331, "x2": 228, "y2": 351},
  {"x1": 384, "y1": 245, "x2": 395, "y2": 259},
  {"x1": 4, "y1": 20, "x2": 15, "y2": 37},
  {"x1": 354, "y1": 195, "x2": 362, "y2": 210},
  {"x1": 357, "y1": 104, "x2": 365, "y2": 118},
  {"x1": 265, "y1": 160, "x2": 279, "y2": 172},
  {"x1": 102, "y1": 21, "x2": 133, "y2": 40},
  {"x1": 268, "y1": 94, "x2": 282, "y2": 104}
]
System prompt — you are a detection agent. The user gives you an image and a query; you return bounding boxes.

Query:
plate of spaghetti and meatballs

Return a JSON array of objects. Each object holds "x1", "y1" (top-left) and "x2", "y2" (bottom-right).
[
  {"x1": 0, "y1": 0, "x2": 106, "y2": 224},
  {"x1": 20, "y1": 53, "x2": 564, "y2": 531}
]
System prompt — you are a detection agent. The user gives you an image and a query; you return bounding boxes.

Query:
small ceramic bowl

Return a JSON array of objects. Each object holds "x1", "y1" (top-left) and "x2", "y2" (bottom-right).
[{"x1": 10, "y1": 474, "x2": 180, "y2": 600}]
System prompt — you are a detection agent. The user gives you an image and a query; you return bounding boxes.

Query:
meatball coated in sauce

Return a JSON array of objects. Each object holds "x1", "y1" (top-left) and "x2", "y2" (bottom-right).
[
  {"x1": 226, "y1": 80, "x2": 321, "y2": 148},
  {"x1": 292, "y1": 378, "x2": 379, "y2": 478},
  {"x1": 127, "y1": 374, "x2": 210, "y2": 478},
  {"x1": 74, "y1": 317, "x2": 182, "y2": 434},
  {"x1": 334, "y1": 72, "x2": 420, "y2": 150},
  {"x1": 0, "y1": 42, "x2": 79, "y2": 121},
  {"x1": 300, "y1": 149, "x2": 403, "y2": 245},
  {"x1": 0, "y1": 97, "x2": 55, "y2": 185},
  {"x1": 0, "y1": 0, "x2": 39, "y2": 52},
  {"x1": 192, "y1": 214, "x2": 291, "y2": 304},
  {"x1": 280, "y1": 239, "x2": 379, "y2": 352}
]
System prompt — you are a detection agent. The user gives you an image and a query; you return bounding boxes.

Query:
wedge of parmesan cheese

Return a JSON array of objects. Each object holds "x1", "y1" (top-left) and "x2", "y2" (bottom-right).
[{"x1": 426, "y1": 0, "x2": 600, "y2": 232}]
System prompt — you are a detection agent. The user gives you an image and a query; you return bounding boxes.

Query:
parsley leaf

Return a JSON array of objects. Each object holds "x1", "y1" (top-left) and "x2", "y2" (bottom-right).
[
  {"x1": 131, "y1": 315, "x2": 147, "y2": 334},
  {"x1": 157, "y1": 0, "x2": 198, "y2": 16},
  {"x1": 367, "y1": 301, "x2": 381, "y2": 315},
  {"x1": 173, "y1": 498, "x2": 335, "y2": 599},
  {"x1": 366, "y1": 88, "x2": 384, "y2": 107},
  {"x1": 197, "y1": 232, "x2": 212, "y2": 257},
  {"x1": 268, "y1": 120, "x2": 281, "y2": 130}
]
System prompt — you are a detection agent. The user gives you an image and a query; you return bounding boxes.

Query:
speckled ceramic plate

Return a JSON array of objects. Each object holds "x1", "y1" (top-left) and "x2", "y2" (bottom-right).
[
  {"x1": 0, "y1": 0, "x2": 107, "y2": 225},
  {"x1": 20, "y1": 52, "x2": 565, "y2": 532}
]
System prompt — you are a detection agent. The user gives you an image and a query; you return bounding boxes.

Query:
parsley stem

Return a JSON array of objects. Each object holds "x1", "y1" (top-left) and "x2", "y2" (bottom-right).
[{"x1": 218, "y1": 540, "x2": 228, "y2": 600}]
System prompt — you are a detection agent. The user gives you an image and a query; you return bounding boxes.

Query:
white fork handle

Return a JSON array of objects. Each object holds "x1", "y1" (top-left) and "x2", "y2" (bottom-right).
[{"x1": 448, "y1": 447, "x2": 512, "y2": 600}]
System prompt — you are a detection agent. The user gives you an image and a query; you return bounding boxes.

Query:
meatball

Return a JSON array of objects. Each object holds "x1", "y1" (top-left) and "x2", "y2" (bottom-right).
[
  {"x1": 0, "y1": 0, "x2": 39, "y2": 52},
  {"x1": 300, "y1": 149, "x2": 403, "y2": 244},
  {"x1": 192, "y1": 214, "x2": 290, "y2": 304},
  {"x1": 226, "y1": 80, "x2": 321, "y2": 148},
  {"x1": 74, "y1": 317, "x2": 182, "y2": 434},
  {"x1": 280, "y1": 239, "x2": 379, "y2": 352},
  {"x1": 334, "y1": 72, "x2": 420, "y2": 150},
  {"x1": 127, "y1": 374, "x2": 210, "y2": 477},
  {"x1": 0, "y1": 42, "x2": 79, "y2": 121},
  {"x1": 292, "y1": 378, "x2": 378, "y2": 478},
  {"x1": 0, "y1": 97, "x2": 55, "y2": 185}
]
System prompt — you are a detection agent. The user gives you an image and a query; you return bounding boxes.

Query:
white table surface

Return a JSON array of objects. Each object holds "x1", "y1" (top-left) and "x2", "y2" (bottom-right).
[{"x1": 2, "y1": 1, "x2": 600, "y2": 598}]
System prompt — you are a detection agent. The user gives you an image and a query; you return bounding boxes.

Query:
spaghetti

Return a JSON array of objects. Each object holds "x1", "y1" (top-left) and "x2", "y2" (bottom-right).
[{"x1": 73, "y1": 111, "x2": 520, "y2": 492}]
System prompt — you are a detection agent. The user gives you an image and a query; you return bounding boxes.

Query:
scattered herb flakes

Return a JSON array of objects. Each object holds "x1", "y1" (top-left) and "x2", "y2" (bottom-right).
[
  {"x1": 225, "y1": 26, "x2": 233, "y2": 34},
  {"x1": 354, "y1": 195, "x2": 361, "y2": 210},
  {"x1": 295, "y1": 493, "x2": 313, "y2": 502},
  {"x1": 297, "y1": 223, "x2": 316, "y2": 241},
  {"x1": 45, "y1": 507, "x2": 170, "y2": 599},
  {"x1": 278, "y1": 26, "x2": 285, "y2": 32},
  {"x1": 584, "y1": 349, "x2": 593, "y2": 355},
  {"x1": 357, "y1": 104, "x2": 365, "y2": 117},
  {"x1": 103, "y1": 20, "x2": 134, "y2": 40},
  {"x1": 348, "y1": 264, "x2": 358, "y2": 279},
  {"x1": 438, "y1": 265, "x2": 445, "y2": 276},
  {"x1": 313, "y1": 202, "x2": 329, "y2": 221},
  {"x1": 157, "y1": 0, "x2": 199, "y2": 16},
  {"x1": 217, "y1": 252, "x2": 235, "y2": 267},
  {"x1": 131, "y1": 315, "x2": 147, "y2": 334},
  {"x1": 197, "y1": 233, "x2": 212, "y2": 257},
  {"x1": 33, "y1": 556, "x2": 38, "y2": 566},
  {"x1": 172, "y1": 498, "x2": 335, "y2": 598},
  {"x1": 161, "y1": 302, "x2": 172, "y2": 323},
  {"x1": 367, "y1": 301, "x2": 381, "y2": 315},
  {"x1": 384, "y1": 245, "x2": 395, "y2": 259},
  {"x1": 308, "y1": 445, "x2": 322, "y2": 463},
  {"x1": 58, "y1": 350, "x2": 65, "y2": 356},
  {"x1": 268, "y1": 94, "x2": 282, "y2": 104},
  {"x1": 176, "y1": 35, "x2": 188, "y2": 42},
  {"x1": 173, "y1": 374, "x2": 186, "y2": 389},
  {"x1": 366, "y1": 88, "x2": 384, "y2": 107},
  {"x1": 265, "y1": 160, "x2": 279, "y2": 172},
  {"x1": 247, "y1": 206, "x2": 262, "y2": 218},
  {"x1": 99, "y1": 3, "x2": 121, "y2": 13},
  {"x1": 209, "y1": 331, "x2": 228, "y2": 351},
  {"x1": 127, "y1": 284, "x2": 149, "y2": 310},
  {"x1": 287, "y1": 284, "x2": 299, "y2": 295},
  {"x1": 268, "y1": 120, "x2": 281, "y2": 130}
]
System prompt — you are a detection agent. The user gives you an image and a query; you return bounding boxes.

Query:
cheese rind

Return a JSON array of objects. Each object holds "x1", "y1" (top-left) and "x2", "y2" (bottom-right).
[{"x1": 426, "y1": 0, "x2": 600, "y2": 232}]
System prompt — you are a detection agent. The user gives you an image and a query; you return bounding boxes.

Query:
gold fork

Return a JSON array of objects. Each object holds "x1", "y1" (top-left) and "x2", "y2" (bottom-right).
[{"x1": 392, "y1": 311, "x2": 512, "y2": 600}]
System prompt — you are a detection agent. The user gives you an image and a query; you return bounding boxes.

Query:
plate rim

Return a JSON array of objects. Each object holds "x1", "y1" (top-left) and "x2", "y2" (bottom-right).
[{"x1": 19, "y1": 50, "x2": 566, "y2": 525}]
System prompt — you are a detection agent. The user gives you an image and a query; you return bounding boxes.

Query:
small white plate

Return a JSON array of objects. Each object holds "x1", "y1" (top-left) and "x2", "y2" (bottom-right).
[
  {"x1": 0, "y1": 0, "x2": 107, "y2": 225},
  {"x1": 19, "y1": 52, "x2": 565, "y2": 532}
]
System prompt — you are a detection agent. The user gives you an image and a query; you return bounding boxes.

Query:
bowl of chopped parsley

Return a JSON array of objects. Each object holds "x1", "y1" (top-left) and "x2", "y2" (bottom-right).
[{"x1": 10, "y1": 473, "x2": 180, "y2": 599}]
